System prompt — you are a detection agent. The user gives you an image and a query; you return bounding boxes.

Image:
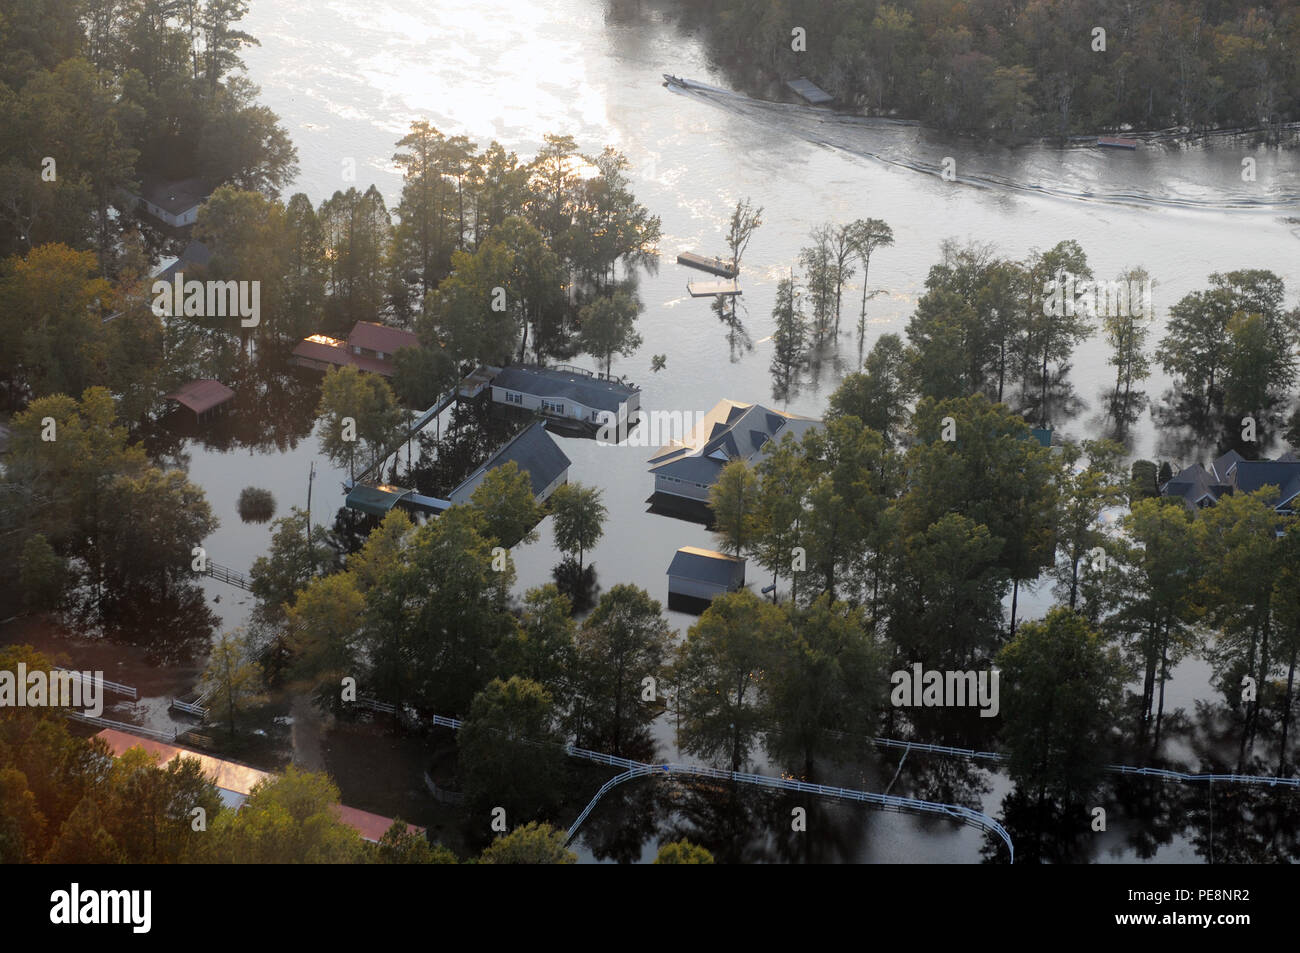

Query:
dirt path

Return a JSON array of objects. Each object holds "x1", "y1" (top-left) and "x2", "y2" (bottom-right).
[{"x1": 290, "y1": 693, "x2": 327, "y2": 772}]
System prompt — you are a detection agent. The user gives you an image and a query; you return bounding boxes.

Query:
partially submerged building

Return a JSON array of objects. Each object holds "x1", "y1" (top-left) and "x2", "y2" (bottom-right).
[
  {"x1": 292, "y1": 321, "x2": 420, "y2": 377},
  {"x1": 490, "y1": 364, "x2": 640, "y2": 430},
  {"x1": 165, "y1": 379, "x2": 235, "y2": 423},
  {"x1": 448, "y1": 420, "x2": 571, "y2": 505},
  {"x1": 667, "y1": 546, "x2": 746, "y2": 604},
  {"x1": 1162, "y1": 449, "x2": 1300, "y2": 514},
  {"x1": 648, "y1": 399, "x2": 818, "y2": 502}
]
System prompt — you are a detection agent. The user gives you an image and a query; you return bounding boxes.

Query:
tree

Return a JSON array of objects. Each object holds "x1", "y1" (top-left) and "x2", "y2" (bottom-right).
[
  {"x1": 766, "y1": 595, "x2": 884, "y2": 778},
  {"x1": 799, "y1": 227, "x2": 837, "y2": 346},
  {"x1": 250, "y1": 507, "x2": 336, "y2": 624},
  {"x1": 725, "y1": 198, "x2": 762, "y2": 274},
  {"x1": 709, "y1": 459, "x2": 760, "y2": 557},
  {"x1": 458, "y1": 677, "x2": 567, "y2": 825},
  {"x1": 827, "y1": 334, "x2": 913, "y2": 446},
  {"x1": 769, "y1": 272, "x2": 806, "y2": 390},
  {"x1": 571, "y1": 585, "x2": 673, "y2": 757},
  {"x1": 654, "y1": 840, "x2": 715, "y2": 864},
  {"x1": 502, "y1": 585, "x2": 576, "y2": 696},
  {"x1": 375, "y1": 822, "x2": 457, "y2": 863},
  {"x1": 548, "y1": 482, "x2": 606, "y2": 574},
  {"x1": 478, "y1": 821, "x2": 576, "y2": 864},
  {"x1": 18, "y1": 533, "x2": 66, "y2": 613},
  {"x1": 753, "y1": 434, "x2": 811, "y2": 600},
  {"x1": 471, "y1": 461, "x2": 542, "y2": 547},
  {"x1": 210, "y1": 767, "x2": 365, "y2": 863},
  {"x1": 315, "y1": 365, "x2": 406, "y2": 480},
  {"x1": 1052, "y1": 439, "x2": 1125, "y2": 612},
  {"x1": 997, "y1": 607, "x2": 1125, "y2": 805},
  {"x1": 285, "y1": 571, "x2": 364, "y2": 706},
  {"x1": 845, "y1": 218, "x2": 894, "y2": 342},
  {"x1": 202, "y1": 628, "x2": 265, "y2": 737},
  {"x1": 1103, "y1": 266, "x2": 1153, "y2": 420},
  {"x1": 577, "y1": 290, "x2": 642, "y2": 377},
  {"x1": 1020, "y1": 240, "x2": 1093, "y2": 423},
  {"x1": 675, "y1": 590, "x2": 786, "y2": 772}
]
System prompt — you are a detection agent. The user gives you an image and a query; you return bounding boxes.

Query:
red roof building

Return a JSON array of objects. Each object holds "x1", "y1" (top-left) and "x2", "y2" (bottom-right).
[
  {"x1": 165, "y1": 379, "x2": 235, "y2": 421},
  {"x1": 291, "y1": 322, "x2": 419, "y2": 377}
]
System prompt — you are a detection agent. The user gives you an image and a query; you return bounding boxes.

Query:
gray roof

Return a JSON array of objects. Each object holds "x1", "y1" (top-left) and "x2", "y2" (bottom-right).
[
  {"x1": 138, "y1": 176, "x2": 211, "y2": 215},
  {"x1": 454, "y1": 421, "x2": 571, "y2": 500},
  {"x1": 1211, "y1": 449, "x2": 1246, "y2": 482},
  {"x1": 158, "y1": 240, "x2": 212, "y2": 280},
  {"x1": 1234, "y1": 460, "x2": 1300, "y2": 504},
  {"x1": 649, "y1": 399, "x2": 818, "y2": 485},
  {"x1": 493, "y1": 365, "x2": 638, "y2": 413},
  {"x1": 667, "y1": 547, "x2": 745, "y2": 588}
]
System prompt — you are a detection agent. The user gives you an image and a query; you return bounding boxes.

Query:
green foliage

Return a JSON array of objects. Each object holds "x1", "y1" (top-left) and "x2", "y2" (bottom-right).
[
  {"x1": 471, "y1": 460, "x2": 543, "y2": 547},
  {"x1": 479, "y1": 821, "x2": 576, "y2": 864},
  {"x1": 653, "y1": 840, "x2": 715, "y2": 864},
  {"x1": 202, "y1": 628, "x2": 266, "y2": 737},
  {"x1": 210, "y1": 766, "x2": 365, "y2": 863},
  {"x1": 374, "y1": 821, "x2": 457, "y2": 863},
  {"x1": 571, "y1": 584, "x2": 673, "y2": 757},
  {"x1": 458, "y1": 677, "x2": 567, "y2": 825},
  {"x1": 675, "y1": 590, "x2": 788, "y2": 772},
  {"x1": 709, "y1": 458, "x2": 760, "y2": 558},
  {"x1": 548, "y1": 481, "x2": 606, "y2": 572},
  {"x1": 578, "y1": 290, "x2": 642, "y2": 377},
  {"x1": 997, "y1": 608, "x2": 1125, "y2": 803},
  {"x1": 18, "y1": 533, "x2": 66, "y2": 613},
  {"x1": 315, "y1": 365, "x2": 406, "y2": 480},
  {"x1": 237, "y1": 486, "x2": 276, "y2": 523}
]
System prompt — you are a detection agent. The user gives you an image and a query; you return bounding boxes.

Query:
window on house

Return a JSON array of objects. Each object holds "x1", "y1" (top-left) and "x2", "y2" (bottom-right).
[
  {"x1": 542, "y1": 399, "x2": 564, "y2": 415},
  {"x1": 504, "y1": 391, "x2": 523, "y2": 405}
]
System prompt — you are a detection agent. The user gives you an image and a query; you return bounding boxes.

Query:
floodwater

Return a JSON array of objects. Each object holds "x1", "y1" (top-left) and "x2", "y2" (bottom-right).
[{"x1": 108, "y1": 0, "x2": 1300, "y2": 861}]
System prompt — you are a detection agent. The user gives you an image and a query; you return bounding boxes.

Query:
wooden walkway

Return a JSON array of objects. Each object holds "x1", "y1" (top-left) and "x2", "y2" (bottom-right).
[
  {"x1": 204, "y1": 559, "x2": 252, "y2": 591},
  {"x1": 676, "y1": 252, "x2": 738, "y2": 278}
]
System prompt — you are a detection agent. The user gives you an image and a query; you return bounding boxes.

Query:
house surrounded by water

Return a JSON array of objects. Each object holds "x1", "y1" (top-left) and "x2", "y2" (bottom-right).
[
  {"x1": 490, "y1": 364, "x2": 640, "y2": 429},
  {"x1": 292, "y1": 321, "x2": 420, "y2": 377},
  {"x1": 648, "y1": 399, "x2": 818, "y2": 502},
  {"x1": 448, "y1": 420, "x2": 572, "y2": 505},
  {"x1": 1162, "y1": 449, "x2": 1300, "y2": 513}
]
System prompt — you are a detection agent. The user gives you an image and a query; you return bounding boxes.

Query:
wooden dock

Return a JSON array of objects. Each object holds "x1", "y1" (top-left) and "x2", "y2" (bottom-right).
[
  {"x1": 1097, "y1": 136, "x2": 1139, "y2": 150},
  {"x1": 786, "y1": 77, "x2": 833, "y2": 105},
  {"x1": 677, "y1": 251, "x2": 738, "y2": 278},
  {"x1": 688, "y1": 279, "x2": 742, "y2": 298}
]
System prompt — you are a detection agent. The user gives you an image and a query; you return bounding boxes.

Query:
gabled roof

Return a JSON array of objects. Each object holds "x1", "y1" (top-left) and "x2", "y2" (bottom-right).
[
  {"x1": 649, "y1": 399, "x2": 818, "y2": 483},
  {"x1": 347, "y1": 321, "x2": 419, "y2": 354},
  {"x1": 157, "y1": 240, "x2": 213, "y2": 280},
  {"x1": 452, "y1": 421, "x2": 571, "y2": 501},
  {"x1": 492, "y1": 364, "x2": 639, "y2": 413},
  {"x1": 1211, "y1": 449, "x2": 1246, "y2": 483},
  {"x1": 667, "y1": 546, "x2": 745, "y2": 588},
  {"x1": 346, "y1": 483, "x2": 414, "y2": 516}
]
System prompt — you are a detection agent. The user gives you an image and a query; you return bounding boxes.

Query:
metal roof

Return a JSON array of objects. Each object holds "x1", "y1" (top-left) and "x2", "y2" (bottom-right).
[
  {"x1": 347, "y1": 321, "x2": 419, "y2": 354},
  {"x1": 649, "y1": 399, "x2": 818, "y2": 483},
  {"x1": 667, "y1": 546, "x2": 745, "y2": 588},
  {"x1": 164, "y1": 379, "x2": 235, "y2": 415}
]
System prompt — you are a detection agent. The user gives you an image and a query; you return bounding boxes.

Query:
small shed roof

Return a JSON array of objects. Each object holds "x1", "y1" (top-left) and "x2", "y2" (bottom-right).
[
  {"x1": 345, "y1": 483, "x2": 414, "y2": 516},
  {"x1": 165, "y1": 379, "x2": 234, "y2": 415},
  {"x1": 786, "y1": 77, "x2": 833, "y2": 104},
  {"x1": 667, "y1": 546, "x2": 745, "y2": 589}
]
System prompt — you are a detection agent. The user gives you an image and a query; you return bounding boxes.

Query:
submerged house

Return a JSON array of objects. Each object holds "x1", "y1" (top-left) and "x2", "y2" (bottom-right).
[
  {"x1": 165, "y1": 379, "x2": 235, "y2": 423},
  {"x1": 490, "y1": 364, "x2": 640, "y2": 429},
  {"x1": 1162, "y1": 449, "x2": 1300, "y2": 513},
  {"x1": 667, "y1": 546, "x2": 746, "y2": 605},
  {"x1": 292, "y1": 321, "x2": 420, "y2": 377},
  {"x1": 648, "y1": 399, "x2": 818, "y2": 502},
  {"x1": 448, "y1": 421, "x2": 571, "y2": 506}
]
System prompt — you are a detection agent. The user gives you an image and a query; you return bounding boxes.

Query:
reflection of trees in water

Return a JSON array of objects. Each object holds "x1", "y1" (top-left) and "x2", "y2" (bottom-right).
[
  {"x1": 406, "y1": 403, "x2": 518, "y2": 498},
  {"x1": 711, "y1": 294, "x2": 752, "y2": 362},
  {"x1": 986, "y1": 788, "x2": 1090, "y2": 864},
  {"x1": 1109, "y1": 771, "x2": 1181, "y2": 860},
  {"x1": 574, "y1": 773, "x2": 667, "y2": 864},
  {"x1": 657, "y1": 779, "x2": 864, "y2": 863},
  {"x1": 552, "y1": 558, "x2": 599, "y2": 612},
  {"x1": 141, "y1": 343, "x2": 321, "y2": 459},
  {"x1": 98, "y1": 580, "x2": 218, "y2": 665},
  {"x1": 1182, "y1": 782, "x2": 1300, "y2": 863}
]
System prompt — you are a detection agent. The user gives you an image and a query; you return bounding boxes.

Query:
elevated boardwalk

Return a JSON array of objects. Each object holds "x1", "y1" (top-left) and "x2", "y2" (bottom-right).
[
  {"x1": 676, "y1": 252, "x2": 738, "y2": 278},
  {"x1": 687, "y1": 279, "x2": 742, "y2": 297},
  {"x1": 204, "y1": 559, "x2": 251, "y2": 591}
]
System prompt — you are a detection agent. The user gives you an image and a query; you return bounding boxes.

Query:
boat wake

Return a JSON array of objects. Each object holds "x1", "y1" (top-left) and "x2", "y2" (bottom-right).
[{"x1": 664, "y1": 77, "x2": 1300, "y2": 212}]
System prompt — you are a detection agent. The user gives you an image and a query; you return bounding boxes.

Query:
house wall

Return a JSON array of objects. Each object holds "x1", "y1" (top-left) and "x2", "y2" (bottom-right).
[
  {"x1": 491, "y1": 384, "x2": 638, "y2": 424},
  {"x1": 655, "y1": 472, "x2": 712, "y2": 501},
  {"x1": 668, "y1": 575, "x2": 726, "y2": 601}
]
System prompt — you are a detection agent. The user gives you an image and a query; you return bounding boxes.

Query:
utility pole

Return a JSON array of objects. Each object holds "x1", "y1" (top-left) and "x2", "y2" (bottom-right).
[{"x1": 306, "y1": 460, "x2": 316, "y2": 571}]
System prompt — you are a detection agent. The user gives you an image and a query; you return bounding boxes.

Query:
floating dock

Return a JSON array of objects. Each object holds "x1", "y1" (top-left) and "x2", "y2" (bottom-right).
[
  {"x1": 786, "y1": 77, "x2": 833, "y2": 105},
  {"x1": 677, "y1": 251, "x2": 738, "y2": 278},
  {"x1": 1097, "y1": 136, "x2": 1139, "y2": 149},
  {"x1": 688, "y1": 279, "x2": 742, "y2": 297}
]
